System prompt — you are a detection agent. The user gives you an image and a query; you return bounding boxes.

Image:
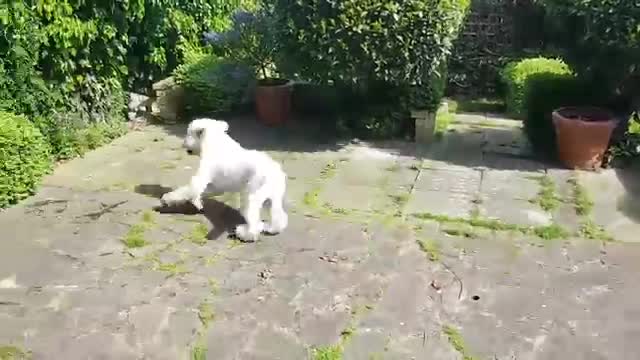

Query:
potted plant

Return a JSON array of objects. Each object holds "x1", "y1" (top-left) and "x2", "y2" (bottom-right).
[
  {"x1": 552, "y1": 106, "x2": 618, "y2": 170},
  {"x1": 204, "y1": 6, "x2": 291, "y2": 126}
]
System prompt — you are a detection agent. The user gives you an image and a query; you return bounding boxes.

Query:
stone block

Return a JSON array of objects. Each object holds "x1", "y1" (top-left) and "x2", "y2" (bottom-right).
[
  {"x1": 412, "y1": 110, "x2": 436, "y2": 144},
  {"x1": 151, "y1": 76, "x2": 184, "y2": 122}
]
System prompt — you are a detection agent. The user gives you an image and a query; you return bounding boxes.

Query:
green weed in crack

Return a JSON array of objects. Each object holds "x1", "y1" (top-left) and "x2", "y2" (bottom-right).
[
  {"x1": 417, "y1": 239, "x2": 441, "y2": 261},
  {"x1": 413, "y1": 213, "x2": 520, "y2": 232},
  {"x1": 190, "y1": 343, "x2": 206, "y2": 360},
  {"x1": 185, "y1": 222, "x2": 209, "y2": 246},
  {"x1": 189, "y1": 280, "x2": 219, "y2": 360},
  {"x1": 443, "y1": 227, "x2": 478, "y2": 238},
  {"x1": 0, "y1": 345, "x2": 32, "y2": 360},
  {"x1": 303, "y1": 161, "x2": 341, "y2": 215},
  {"x1": 122, "y1": 224, "x2": 149, "y2": 248},
  {"x1": 122, "y1": 211, "x2": 156, "y2": 248},
  {"x1": 529, "y1": 175, "x2": 560, "y2": 212},
  {"x1": 442, "y1": 325, "x2": 477, "y2": 360},
  {"x1": 320, "y1": 162, "x2": 338, "y2": 179},
  {"x1": 532, "y1": 223, "x2": 569, "y2": 241},
  {"x1": 311, "y1": 303, "x2": 374, "y2": 360},
  {"x1": 412, "y1": 212, "x2": 569, "y2": 240},
  {"x1": 579, "y1": 220, "x2": 614, "y2": 242},
  {"x1": 567, "y1": 177, "x2": 594, "y2": 216},
  {"x1": 197, "y1": 301, "x2": 215, "y2": 328},
  {"x1": 155, "y1": 261, "x2": 189, "y2": 276}
]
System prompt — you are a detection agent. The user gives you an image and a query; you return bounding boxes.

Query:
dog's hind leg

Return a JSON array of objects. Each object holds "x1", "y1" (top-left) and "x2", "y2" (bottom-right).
[
  {"x1": 235, "y1": 188, "x2": 268, "y2": 242},
  {"x1": 264, "y1": 175, "x2": 288, "y2": 235},
  {"x1": 264, "y1": 196, "x2": 287, "y2": 234}
]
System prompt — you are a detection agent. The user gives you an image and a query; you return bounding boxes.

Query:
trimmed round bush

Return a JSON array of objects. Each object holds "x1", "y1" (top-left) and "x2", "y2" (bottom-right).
[
  {"x1": 0, "y1": 112, "x2": 52, "y2": 208},
  {"x1": 501, "y1": 57, "x2": 573, "y2": 118}
]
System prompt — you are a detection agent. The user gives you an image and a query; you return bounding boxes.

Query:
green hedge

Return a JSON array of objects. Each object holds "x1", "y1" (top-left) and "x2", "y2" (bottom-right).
[
  {"x1": 0, "y1": 112, "x2": 52, "y2": 208},
  {"x1": 501, "y1": 57, "x2": 573, "y2": 118},
  {"x1": 274, "y1": 0, "x2": 469, "y2": 138},
  {"x1": 541, "y1": 0, "x2": 640, "y2": 102}
]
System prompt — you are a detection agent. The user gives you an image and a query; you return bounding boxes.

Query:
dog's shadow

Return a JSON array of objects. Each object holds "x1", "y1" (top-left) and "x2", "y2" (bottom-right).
[{"x1": 134, "y1": 184, "x2": 246, "y2": 241}]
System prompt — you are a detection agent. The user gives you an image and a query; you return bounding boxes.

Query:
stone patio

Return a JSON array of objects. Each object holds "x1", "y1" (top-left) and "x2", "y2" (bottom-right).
[{"x1": 1, "y1": 112, "x2": 640, "y2": 359}]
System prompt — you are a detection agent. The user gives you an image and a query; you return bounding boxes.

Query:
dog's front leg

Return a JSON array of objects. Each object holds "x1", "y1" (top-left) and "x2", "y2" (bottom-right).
[
  {"x1": 160, "y1": 185, "x2": 191, "y2": 207},
  {"x1": 188, "y1": 175, "x2": 209, "y2": 211}
]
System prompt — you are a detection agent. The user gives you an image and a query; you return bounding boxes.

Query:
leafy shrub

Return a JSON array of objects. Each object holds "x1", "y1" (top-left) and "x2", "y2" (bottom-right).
[
  {"x1": 274, "y1": 0, "x2": 468, "y2": 138},
  {"x1": 0, "y1": 3, "x2": 64, "y2": 118},
  {"x1": 35, "y1": 112, "x2": 128, "y2": 160},
  {"x1": 204, "y1": 7, "x2": 282, "y2": 81},
  {"x1": 0, "y1": 112, "x2": 52, "y2": 208},
  {"x1": 174, "y1": 54, "x2": 255, "y2": 117},
  {"x1": 274, "y1": 0, "x2": 468, "y2": 90},
  {"x1": 1, "y1": 0, "x2": 248, "y2": 116},
  {"x1": 126, "y1": 0, "x2": 250, "y2": 90},
  {"x1": 500, "y1": 57, "x2": 572, "y2": 118}
]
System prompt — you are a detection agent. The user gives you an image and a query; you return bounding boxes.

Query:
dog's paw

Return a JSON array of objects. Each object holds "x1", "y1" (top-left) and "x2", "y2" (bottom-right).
[
  {"x1": 263, "y1": 223, "x2": 284, "y2": 235},
  {"x1": 191, "y1": 197, "x2": 204, "y2": 212},
  {"x1": 234, "y1": 224, "x2": 260, "y2": 242},
  {"x1": 160, "y1": 193, "x2": 173, "y2": 207}
]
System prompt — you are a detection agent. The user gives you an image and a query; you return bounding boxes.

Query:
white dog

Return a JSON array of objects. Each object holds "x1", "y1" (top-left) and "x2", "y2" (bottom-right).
[{"x1": 160, "y1": 118, "x2": 288, "y2": 242}]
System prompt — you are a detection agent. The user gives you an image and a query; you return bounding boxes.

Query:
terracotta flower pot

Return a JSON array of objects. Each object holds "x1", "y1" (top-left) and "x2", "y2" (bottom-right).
[
  {"x1": 552, "y1": 106, "x2": 618, "y2": 170},
  {"x1": 255, "y1": 78, "x2": 292, "y2": 126}
]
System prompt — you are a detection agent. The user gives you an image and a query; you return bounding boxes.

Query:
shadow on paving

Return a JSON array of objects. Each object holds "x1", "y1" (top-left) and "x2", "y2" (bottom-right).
[
  {"x1": 135, "y1": 184, "x2": 245, "y2": 241},
  {"x1": 153, "y1": 113, "x2": 348, "y2": 154},
  {"x1": 152, "y1": 111, "x2": 559, "y2": 172},
  {"x1": 615, "y1": 163, "x2": 640, "y2": 222}
]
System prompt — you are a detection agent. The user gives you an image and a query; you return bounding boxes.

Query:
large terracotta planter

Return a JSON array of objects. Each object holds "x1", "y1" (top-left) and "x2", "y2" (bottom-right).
[
  {"x1": 552, "y1": 106, "x2": 618, "y2": 170},
  {"x1": 255, "y1": 78, "x2": 292, "y2": 126}
]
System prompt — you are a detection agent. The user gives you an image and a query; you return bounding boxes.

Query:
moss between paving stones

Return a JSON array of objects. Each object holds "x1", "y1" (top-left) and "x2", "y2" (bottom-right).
[
  {"x1": 567, "y1": 176, "x2": 614, "y2": 242},
  {"x1": 122, "y1": 211, "x2": 156, "y2": 248},
  {"x1": 0, "y1": 345, "x2": 31, "y2": 360},
  {"x1": 311, "y1": 304, "x2": 374, "y2": 360},
  {"x1": 529, "y1": 175, "x2": 561, "y2": 212},
  {"x1": 412, "y1": 212, "x2": 570, "y2": 241},
  {"x1": 185, "y1": 222, "x2": 209, "y2": 246},
  {"x1": 189, "y1": 279, "x2": 220, "y2": 359},
  {"x1": 417, "y1": 239, "x2": 441, "y2": 261},
  {"x1": 300, "y1": 170, "x2": 572, "y2": 241},
  {"x1": 442, "y1": 325, "x2": 478, "y2": 360},
  {"x1": 567, "y1": 177, "x2": 594, "y2": 216}
]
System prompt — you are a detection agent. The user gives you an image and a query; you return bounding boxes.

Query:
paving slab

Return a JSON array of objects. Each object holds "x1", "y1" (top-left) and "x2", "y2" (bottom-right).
[
  {"x1": 577, "y1": 168, "x2": 640, "y2": 242},
  {"x1": 405, "y1": 190, "x2": 476, "y2": 218},
  {"x1": 480, "y1": 169, "x2": 541, "y2": 200},
  {"x1": 414, "y1": 168, "x2": 482, "y2": 194},
  {"x1": 477, "y1": 197, "x2": 552, "y2": 226}
]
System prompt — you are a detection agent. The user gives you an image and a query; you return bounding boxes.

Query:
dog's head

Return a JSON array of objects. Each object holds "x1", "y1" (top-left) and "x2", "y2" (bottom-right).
[{"x1": 183, "y1": 118, "x2": 229, "y2": 156}]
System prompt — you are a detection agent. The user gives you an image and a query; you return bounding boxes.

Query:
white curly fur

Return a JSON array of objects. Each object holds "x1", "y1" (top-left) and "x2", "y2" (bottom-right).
[{"x1": 160, "y1": 118, "x2": 288, "y2": 241}]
